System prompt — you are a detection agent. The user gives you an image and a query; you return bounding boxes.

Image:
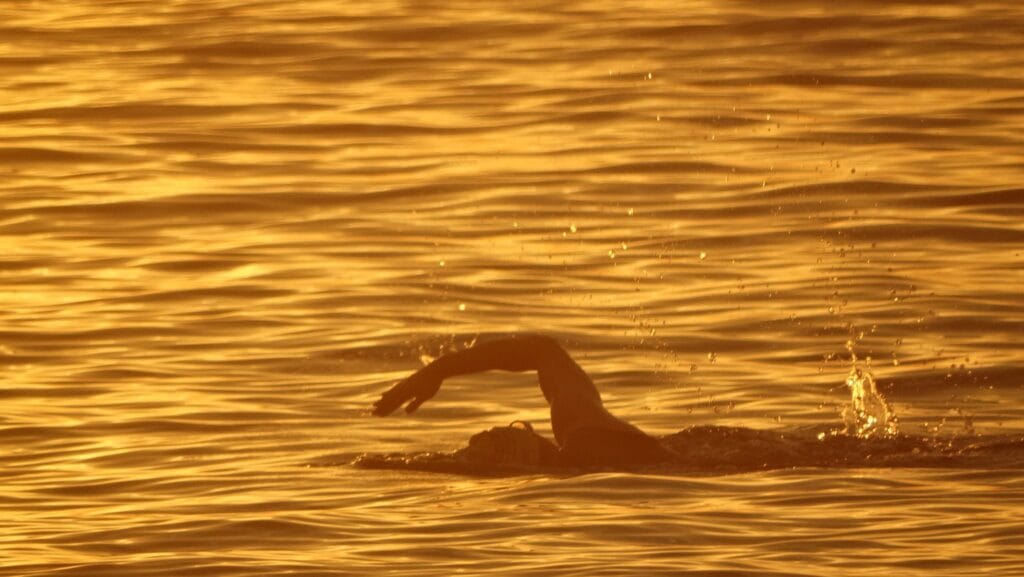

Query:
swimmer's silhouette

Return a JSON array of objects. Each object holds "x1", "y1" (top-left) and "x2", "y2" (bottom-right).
[
  {"x1": 365, "y1": 333, "x2": 1024, "y2": 475},
  {"x1": 372, "y1": 333, "x2": 675, "y2": 466}
]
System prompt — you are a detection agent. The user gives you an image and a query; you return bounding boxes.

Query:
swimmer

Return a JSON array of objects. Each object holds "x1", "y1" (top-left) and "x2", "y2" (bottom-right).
[
  {"x1": 372, "y1": 333, "x2": 676, "y2": 467},
  {"x1": 365, "y1": 334, "x2": 1024, "y2": 474}
]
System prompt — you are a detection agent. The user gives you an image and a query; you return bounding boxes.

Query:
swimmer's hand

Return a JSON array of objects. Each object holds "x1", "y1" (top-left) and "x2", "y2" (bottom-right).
[{"x1": 372, "y1": 367, "x2": 443, "y2": 416}]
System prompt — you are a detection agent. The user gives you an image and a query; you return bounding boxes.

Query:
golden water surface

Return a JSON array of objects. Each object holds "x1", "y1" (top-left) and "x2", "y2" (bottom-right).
[{"x1": 2, "y1": 1, "x2": 1023, "y2": 575}]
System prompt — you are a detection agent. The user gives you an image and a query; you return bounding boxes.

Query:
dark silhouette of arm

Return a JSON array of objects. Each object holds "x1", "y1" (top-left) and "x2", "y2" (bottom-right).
[{"x1": 372, "y1": 333, "x2": 600, "y2": 417}]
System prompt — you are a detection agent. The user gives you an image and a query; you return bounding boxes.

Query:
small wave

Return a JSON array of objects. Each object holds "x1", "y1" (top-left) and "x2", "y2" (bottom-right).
[
  {"x1": 887, "y1": 365, "x2": 1024, "y2": 393},
  {"x1": 707, "y1": 72, "x2": 1024, "y2": 91},
  {"x1": 0, "y1": 147, "x2": 121, "y2": 164},
  {"x1": 152, "y1": 40, "x2": 336, "y2": 61},
  {"x1": 0, "y1": 102, "x2": 253, "y2": 123}
]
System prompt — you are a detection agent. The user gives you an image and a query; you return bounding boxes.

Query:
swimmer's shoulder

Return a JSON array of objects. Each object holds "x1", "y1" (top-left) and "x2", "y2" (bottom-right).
[{"x1": 561, "y1": 425, "x2": 676, "y2": 466}]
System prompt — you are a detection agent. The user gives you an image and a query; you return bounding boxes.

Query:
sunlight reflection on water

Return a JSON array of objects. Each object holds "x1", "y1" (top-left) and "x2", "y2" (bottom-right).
[{"x1": 0, "y1": 0, "x2": 1023, "y2": 575}]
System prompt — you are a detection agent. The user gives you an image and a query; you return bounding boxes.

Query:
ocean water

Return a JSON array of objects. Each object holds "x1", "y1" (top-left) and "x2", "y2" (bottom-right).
[{"x1": 2, "y1": 1, "x2": 1023, "y2": 575}]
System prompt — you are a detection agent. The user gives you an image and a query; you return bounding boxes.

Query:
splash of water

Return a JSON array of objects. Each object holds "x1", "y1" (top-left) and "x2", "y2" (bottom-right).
[{"x1": 841, "y1": 341, "x2": 899, "y2": 438}]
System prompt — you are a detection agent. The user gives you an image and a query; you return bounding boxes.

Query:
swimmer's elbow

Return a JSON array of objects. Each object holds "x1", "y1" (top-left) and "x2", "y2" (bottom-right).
[
  {"x1": 512, "y1": 333, "x2": 563, "y2": 351},
  {"x1": 511, "y1": 333, "x2": 574, "y2": 365},
  {"x1": 487, "y1": 333, "x2": 569, "y2": 372}
]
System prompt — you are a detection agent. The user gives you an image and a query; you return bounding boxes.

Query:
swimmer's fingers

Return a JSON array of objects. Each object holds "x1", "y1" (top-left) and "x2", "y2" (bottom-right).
[
  {"x1": 404, "y1": 395, "x2": 428, "y2": 414},
  {"x1": 371, "y1": 388, "x2": 403, "y2": 416},
  {"x1": 372, "y1": 383, "x2": 412, "y2": 416},
  {"x1": 401, "y1": 372, "x2": 441, "y2": 413},
  {"x1": 372, "y1": 371, "x2": 440, "y2": 416}
]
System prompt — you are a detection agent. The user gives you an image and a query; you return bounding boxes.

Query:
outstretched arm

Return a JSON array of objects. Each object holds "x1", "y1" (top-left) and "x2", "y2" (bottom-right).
[{"x1": 372, "y1": 333, "x2": 601, "y2": 416}]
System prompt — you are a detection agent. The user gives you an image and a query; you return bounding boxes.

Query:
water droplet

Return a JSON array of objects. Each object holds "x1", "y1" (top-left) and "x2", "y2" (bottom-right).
[
  {"x1": 569, "y1": 223, "x2": 577, "y2": 233},
  {"x1": 699, "y1": 251, "x2": 707, "y2": 260},
  {"x1": 608, "y1": 250, "x2": 616, "y2": 259},
  {"x1": 458, "y1": 303, "x2": 466, "y2": 311},
  {"x1": 627, "y1": 207, "x2": 634, "y2": 216},
  {"x1": 438, "y1": 260, "x2": 445, "y2": 267}
]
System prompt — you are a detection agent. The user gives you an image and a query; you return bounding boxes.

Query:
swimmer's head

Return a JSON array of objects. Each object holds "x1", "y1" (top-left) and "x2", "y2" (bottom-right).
[{"x1": 459, "y1": 422, "x2": 560, "y2": 467}]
